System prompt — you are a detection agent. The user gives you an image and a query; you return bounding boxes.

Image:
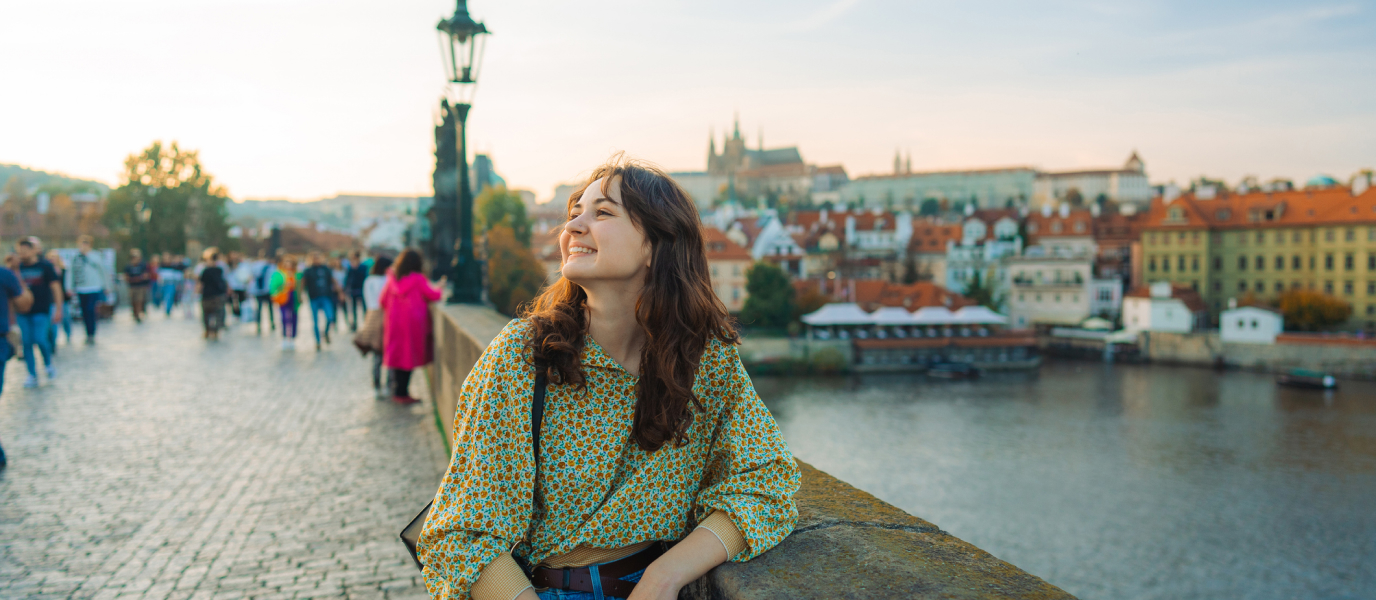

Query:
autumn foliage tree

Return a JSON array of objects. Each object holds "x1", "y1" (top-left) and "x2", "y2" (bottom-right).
[
  {"x1": 486, "y1": 225, "x2": 547, "y2": 317},
  {"x1": 1277, "y1": 289, "x2": 1351, "y2": 331},
  {"x1": 104, "y1": 141, "x2": 234, "y2": 257}
]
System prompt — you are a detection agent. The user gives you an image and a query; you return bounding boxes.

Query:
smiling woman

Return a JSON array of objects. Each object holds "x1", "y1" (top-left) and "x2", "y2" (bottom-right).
[{"x1": 416, "y1": 156, "x2": 800, "y2": 600}]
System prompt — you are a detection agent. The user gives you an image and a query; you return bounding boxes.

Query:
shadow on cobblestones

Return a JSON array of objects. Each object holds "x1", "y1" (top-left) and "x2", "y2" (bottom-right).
[{"x1": 0, "y1": 314, "x2": 450, "y2": 600}]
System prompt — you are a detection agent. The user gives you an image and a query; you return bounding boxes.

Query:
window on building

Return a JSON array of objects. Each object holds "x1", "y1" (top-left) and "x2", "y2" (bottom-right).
[
  {"x1": 1238, "y1": 280, "x2": 1247, "y2": 292},
  {"x1": 1190, "y1": 281, "x2": 1198, "y2": 291},
  {"x1": 1179, "y1": 255, "x2": 1187, "y2": 272},
  {"x1": 1275, "y1": 256, "x2": 1284, "y2": 270},
  {"x1": 1256, "y1": 231, "x2": 1265, "y2": 243},
  {"x1": 1292, "y1": 255, "x2": 1302, "y2": 270},
  {"x1": 1192, "y1": 256, "x2": 1199, "y2": 272},
  {"x1": 1255, "y1": 255, "x2": 1265, "y2": 270},
  {"x1": 1098, "y1": 288, "x2": 1112, "y2": 302},
  {"x1": 1344, "y1": 281, "x2": 1354, "y2": 295},
  {"x1": 1149, "y1": 257, "x2": 1157, "y2": 272},
  {"x1": 1368, "y1": 304, "x2": 1375, "y2": 316},
  {"x1": 1346, "y1": 253, "x2": 1355, "y2": 270},
  {"x1": 1346, "y1": 228, "x2": 1356, "y2": 242},
  {"x1": 1369, "y1": 281, "x2": 1376, "y2": 295},
  {"x1": 1326, "y1": 229, "x2": 1335, "y2": 242},
  {"x1": 1370, "y1": 253, "x2": 1376, "y2": 270},
  {"x1": 1236, "y1": 319, "x2": 1245, "y2": 328},
  {"x1": 1214, "y1": 256, "x2": 1223, "y2": 270},
  {"x1": 1239, "y1": 232, "x2": 1248, "y2": 244},
  {"x1": 1149, "y1": 232, "x2": 1157, "y2": 244},
  {"x1": 1310, "y1": 256, "x2": 1316, "y2": 270},
  {"x1": 1276, "y1": 232, "x2": 1285, "y2": 245},
  {"x1": 1325, "y1": 281, "x2": 1334, "y2": 294},
  {"x1": 1238, "y1": 256, "x2": 1247, "y2": 270},
  {"x1": 1274, "y1": 281, "x2": 1284, "y2": 293},
  {"x1": 1163, "y1": 258, "x2": 1171, "y2": 273},
  {"x1": 1255, "y1": 281, "x2": 1265, "y2": 292},
  {"x1": 1325, "y1": 254, "x2": 1334, "y2": 270},
  {"x1": 1074, "y1": 221, "x2": 1086, "y2": 233},
  {"x1": 1213, "y1": 280, "x2": 1222, "y2": 292}
]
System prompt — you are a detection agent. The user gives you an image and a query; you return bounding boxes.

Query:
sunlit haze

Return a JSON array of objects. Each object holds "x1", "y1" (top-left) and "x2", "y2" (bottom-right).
[{"x1": 2, "y1": 0, "x2": 1373, "y2": 201}]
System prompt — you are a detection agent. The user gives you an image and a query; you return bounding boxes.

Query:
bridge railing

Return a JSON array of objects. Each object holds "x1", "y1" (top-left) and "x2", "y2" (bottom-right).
[{"x1": 428, "y1": 303, "x2": 1076, "y2": 599}]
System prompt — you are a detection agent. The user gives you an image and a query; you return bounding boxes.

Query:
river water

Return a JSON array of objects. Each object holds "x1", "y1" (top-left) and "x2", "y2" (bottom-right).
[{"x1": 755, "y1": 361, "x2": 1376, "y2": 600}]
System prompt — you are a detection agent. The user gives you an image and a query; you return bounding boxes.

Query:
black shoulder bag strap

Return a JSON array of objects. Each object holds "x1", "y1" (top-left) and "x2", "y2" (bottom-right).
[{"x1": 400, "y1": 363, "x2": 549, "y2": 571}]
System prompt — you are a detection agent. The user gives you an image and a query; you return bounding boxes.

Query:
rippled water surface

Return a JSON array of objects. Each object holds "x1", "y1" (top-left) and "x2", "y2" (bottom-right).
[{"x1": 756, "y1": 361, "x2": 1376, "y2": 600}]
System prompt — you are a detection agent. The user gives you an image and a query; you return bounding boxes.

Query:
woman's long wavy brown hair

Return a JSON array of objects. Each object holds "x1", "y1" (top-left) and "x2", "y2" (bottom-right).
[{"x1": 522, "y1": 156, "x2": 738, "y2": 452}]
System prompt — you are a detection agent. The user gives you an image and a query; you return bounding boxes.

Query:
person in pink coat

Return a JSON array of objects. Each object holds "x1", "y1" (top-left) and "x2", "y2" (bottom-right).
[{"x1": 379, "y1": 248, "x2": 446, "y2": 404}]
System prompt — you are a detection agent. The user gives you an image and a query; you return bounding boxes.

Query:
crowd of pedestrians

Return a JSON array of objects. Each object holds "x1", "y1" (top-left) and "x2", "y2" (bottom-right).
[{"x1": 0, "y1": 240, "x2": 446, "y2": 467}]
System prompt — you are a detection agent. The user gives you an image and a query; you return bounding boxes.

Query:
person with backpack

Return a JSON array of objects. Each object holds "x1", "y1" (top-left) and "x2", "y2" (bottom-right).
[
  {"x1": 197, "y1": 249, "x2": 230, "y2": 340},
  {"x1": 343, "y1": 250, "x2": 369, "y2": 332},
  {"x1": 268, "y1": 255, "x2": 300, "y2": 350},
  {"x1": 302, "y1": 252, "x2": 340, "y2": 351},
  {"x1": 250, "y1": 249, "x2": 276, "y2": 335}
]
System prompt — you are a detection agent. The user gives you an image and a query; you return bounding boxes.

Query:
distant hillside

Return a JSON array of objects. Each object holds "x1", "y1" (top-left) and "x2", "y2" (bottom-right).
[
  {"x1": 228, "y1": 194, "x2": 424, "y2": 231},
  {"x1": 0, "y1": 164, "x2": 110, "y2": 195}
]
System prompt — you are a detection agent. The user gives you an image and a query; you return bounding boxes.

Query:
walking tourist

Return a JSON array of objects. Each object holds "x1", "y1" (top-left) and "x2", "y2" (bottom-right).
[
  {"x1": 198, "y1": 249, "x2": 229, "y2": 340},
  {"x1": 250, "y1": 249, "x2": 276, "y2": 334},
  {"x1": 357, "y1": 254, "x2": 392, "y2": 397},
  {"x1": 302, "y1": 252, "x2": 339, "y2": 351},
  {"x1": 378, "y1": 249, "x2": 442, "y2": 405},
  {"x1": 44, "y1": 250, "x2": 72, "y2": 351},
  {"x1": 0, "y1": 258, "x2": 33, "y2": 467},
  {"x1": 269, "y1": 256, "x2": 300, "y2": 350},
  {"x1": 71, "y1": 235, "x2": 108, "y2": 344},
  {"x1": 123, "y1": 248, "x2": 154, "y2": 323},
  {"x1": 15, "y1": 239, "x2": 61, "y2": 387},
  {"x1": 157, "y1": 253, "x2": 184, "y2": 316},
  {"x1": 413, "y1": 160, "x2": 800, "y2": 600},
  {"x1": 344, "y1": 250, "x2": 369, "y2": 331},
  {"x1": 228, "y1": 251, "x2": 252, "y2": 322}
]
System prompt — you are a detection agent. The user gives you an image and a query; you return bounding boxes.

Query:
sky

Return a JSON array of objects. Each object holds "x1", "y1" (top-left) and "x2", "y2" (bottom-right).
[{"x1": 2, "y1": 0, "x2": 1374, "y2": 203}]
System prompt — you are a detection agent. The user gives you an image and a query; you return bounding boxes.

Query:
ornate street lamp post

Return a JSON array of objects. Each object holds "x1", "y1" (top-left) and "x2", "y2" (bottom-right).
[{"x1": 433, "y1": 0, "x2": 489, "y2": 303}]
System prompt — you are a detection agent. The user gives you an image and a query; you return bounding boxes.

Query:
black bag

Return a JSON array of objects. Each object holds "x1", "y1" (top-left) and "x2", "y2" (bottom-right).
[{"x1": 400, "y1": 367, "x2": 548, "y2": 571}]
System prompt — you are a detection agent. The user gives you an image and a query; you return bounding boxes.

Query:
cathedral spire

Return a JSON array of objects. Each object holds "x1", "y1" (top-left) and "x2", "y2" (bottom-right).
[
  {"x1": 733, "y1": 112, "x2": 741, "y2": 140},
  {"x1": 759, "y1": 126, "x2": 764, "y2": 152},
  {"x1": 894, "y1": 148, "x2": 902, "y2": 175}
]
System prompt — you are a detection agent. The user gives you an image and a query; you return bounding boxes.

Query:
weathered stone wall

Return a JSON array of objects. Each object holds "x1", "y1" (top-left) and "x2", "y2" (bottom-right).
[
  {"x1": 431, "y1": 304, "x2": 1075, "y2": 599},
  {"x1": 1143, "y1": 331, "x2": 1376, "y2": 379}
]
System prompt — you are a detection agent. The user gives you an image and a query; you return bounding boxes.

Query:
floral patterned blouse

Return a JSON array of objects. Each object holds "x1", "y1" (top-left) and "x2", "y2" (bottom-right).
[{"x1": 416, "y1": 319, "x2": 800, "y2": 599}]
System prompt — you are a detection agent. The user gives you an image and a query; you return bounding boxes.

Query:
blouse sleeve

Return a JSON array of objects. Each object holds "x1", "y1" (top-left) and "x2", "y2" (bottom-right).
[
  {"x1": 693, "y1": 343, "x2": 801, "y2": 562},
  {"x1": 417, "y1": 320, "x2": 537, "y2": 600},
  {"x1": 422, "y1": 277, "x2": 444, "y2": 302}
]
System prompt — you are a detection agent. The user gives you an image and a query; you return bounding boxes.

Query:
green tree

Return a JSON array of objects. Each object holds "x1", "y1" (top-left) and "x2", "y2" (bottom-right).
[
  {"x1": 486, "y1": 225, "x2": 547, "y2": 317},
  {"x1": 1278, "y1": 289, "x2": 1351, "y2": 331},
  {"x1": 963, "y1": 269, "x2": 999, "y2": 309},
  {"x1": 738, "y1": 261, "x2": 795, "y2": 330},
  {"x1": 104, "y1": 141, "x2": 234, "y2": 257},
  {"x1": 475, "y1": 186, "x2": 531, "y2": 246},
  {"x1": 918, "y1": 198, "x2": 940, "y2": 216}
]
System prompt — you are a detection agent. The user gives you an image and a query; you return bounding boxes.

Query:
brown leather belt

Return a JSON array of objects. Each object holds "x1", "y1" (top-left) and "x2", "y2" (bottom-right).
[{"x1": 531, "y1": 542, "x2": 668, "y2": 598}]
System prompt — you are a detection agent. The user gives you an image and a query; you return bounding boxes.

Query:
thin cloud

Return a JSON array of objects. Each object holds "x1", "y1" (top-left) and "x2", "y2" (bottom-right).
[{"x1": 783, "y1": 0, "x2": 862, "y2": 33}]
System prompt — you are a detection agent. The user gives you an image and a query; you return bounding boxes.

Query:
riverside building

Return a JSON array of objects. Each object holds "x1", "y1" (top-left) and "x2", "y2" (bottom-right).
[{"x1": 1138, "y1": 183, "x2": 1376, "y2": 330}]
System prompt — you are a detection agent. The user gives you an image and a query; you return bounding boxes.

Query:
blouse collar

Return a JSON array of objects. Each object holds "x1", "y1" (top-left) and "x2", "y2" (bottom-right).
[{"x1": 581, "y1": 333, "x2": 635, "y2": 376}]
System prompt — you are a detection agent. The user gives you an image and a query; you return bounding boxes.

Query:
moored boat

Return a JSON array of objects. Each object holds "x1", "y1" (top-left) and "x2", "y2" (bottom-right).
[{"x1": 1276, "y1": 369, "x2": 1338, "y2": 390}]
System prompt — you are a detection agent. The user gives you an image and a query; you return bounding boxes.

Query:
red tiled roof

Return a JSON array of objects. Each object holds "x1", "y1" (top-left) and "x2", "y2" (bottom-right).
[
  {"x1": 1025, "y1": 208, "x2": 1094, "y2": 243},
  {"x1": 702, "y1": 226, "x2": 752, "y2": 261},
  {"x1": 1141, "y1": 186, "x2": 1376, "y2": 230},
  {"x1": 908, "y1": 219, "x2": 962, "y2": 253}
]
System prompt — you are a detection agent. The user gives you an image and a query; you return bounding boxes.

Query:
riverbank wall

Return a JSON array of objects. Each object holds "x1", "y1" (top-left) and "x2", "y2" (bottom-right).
[
  {"x1": 429, "y1": 304, "x2": 1075, "y2": 600},
  {"x1": 1139, "y1": 331, "x2": 1376, "y2": 380}
]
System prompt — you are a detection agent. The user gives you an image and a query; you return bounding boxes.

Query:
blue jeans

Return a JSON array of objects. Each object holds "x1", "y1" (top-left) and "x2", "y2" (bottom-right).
[
  {"x1": 535, "y1": 567, "x2": 645, "y2": 600},
  {"x1": 16, "y1": 313, "x2": 53, "y2": 377},
  {"x1": 78, "y1": 292, "x2": 101, "y2": 339},
  {"x1": 49, "y1": 301, "x2": 72, "y2": 349},
  {"x1": 309, "y1": 297, "x2": 335, "y2": 344},
  {"x1": 161, "y1": 281, "x2": 178, "y2": 315}
]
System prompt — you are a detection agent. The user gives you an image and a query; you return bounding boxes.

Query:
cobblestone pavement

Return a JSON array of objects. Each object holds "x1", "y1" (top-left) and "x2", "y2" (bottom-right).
[{"x1": 0, "y1": 310, "x2": 451, "y2": 600}]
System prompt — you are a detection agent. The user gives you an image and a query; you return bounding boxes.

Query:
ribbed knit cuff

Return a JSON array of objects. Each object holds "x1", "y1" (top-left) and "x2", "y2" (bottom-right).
[
  {"x1": 469, "y1": 553, "x2": 533, "y2": 600},
  {"x1": 697, "y1": 511, "x2": 748, "y2": 561}
]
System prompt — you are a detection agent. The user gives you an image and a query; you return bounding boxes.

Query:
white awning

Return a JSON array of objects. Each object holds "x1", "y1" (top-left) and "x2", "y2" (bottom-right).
[
  {"x1": 870, "y1": 307, "x2": 915, "y2": 325},
  {"x1": 801, "y1": 303, "x2": 873, "y2": 326},
  {"x1": 950, "y1": 306, "x2": 1008, "y2": 325},
  {"x1": 910, "y1": 306, "x2": 957, "y2": 325}
]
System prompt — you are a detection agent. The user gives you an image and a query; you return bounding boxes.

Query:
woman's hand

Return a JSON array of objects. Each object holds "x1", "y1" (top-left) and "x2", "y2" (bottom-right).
[{"x1": 628, "y1": 527, "x2": 730, "y2": 600}]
